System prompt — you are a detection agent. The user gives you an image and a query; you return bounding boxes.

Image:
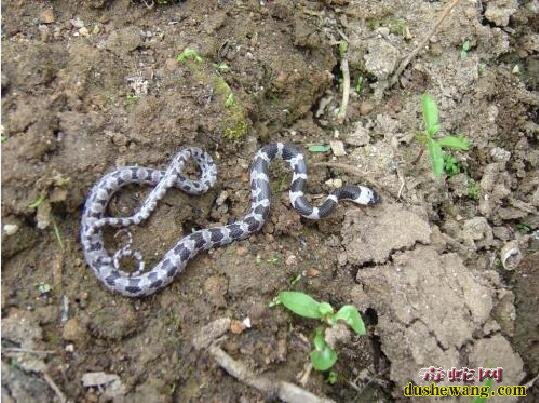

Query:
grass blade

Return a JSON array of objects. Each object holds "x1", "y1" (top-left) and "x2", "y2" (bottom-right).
[
  {"x1": 421, "y1": 93, "x2": 439, "y2": 136},
  {"x1": 427, "y1": 139, "x2": 445, "y2": 177}
]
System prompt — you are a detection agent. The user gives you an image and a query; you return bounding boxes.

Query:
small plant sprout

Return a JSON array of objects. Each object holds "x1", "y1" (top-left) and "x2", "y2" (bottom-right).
[
  {"x1": 272, "y1": 291, "x2": 366, "y2": 372},
  {"x1": 354, "y1": 75, "x2": 364, "y2": 94},
  {"x1": 460, "y1": 39, "x2": 471, "y2": 59},
  {"x1": 37, "y1": 282, "x2": 52, "y2": 295},
  {"x1": 338, "y1": 40, "x2": 349, "y2": 57},
  {"x1": 213, "y1": 62, "x2": 230, "y2": 72},
  {"x1": 224, "y1": 93, "x2": 235, "y2": 108},
  {"x1": 176, "y1": 48, "x2": 203, "y2": 64},
  {"x1": 417, "y1": 93, "x2": 471, "y2": 177},
  {"x1": 125, "y1": 94, "x2": 139, "y2": 105},
  {"x1": 28, "y1": 194, "x2": 46, "y2": 209},
  {"x1": 467, "y1": 180, "x2": 480, "y2": 201}
]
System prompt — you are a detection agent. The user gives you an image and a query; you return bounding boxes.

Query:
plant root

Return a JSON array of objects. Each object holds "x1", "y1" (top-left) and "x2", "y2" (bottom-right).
[{"x1": 208, "y1": 344, "x2": 336, "y2": 403}]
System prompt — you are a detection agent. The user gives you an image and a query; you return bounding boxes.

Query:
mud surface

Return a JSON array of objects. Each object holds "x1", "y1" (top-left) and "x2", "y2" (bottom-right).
[{"x1": 2, "y1": 0, "x2": 538, "y2": 401}]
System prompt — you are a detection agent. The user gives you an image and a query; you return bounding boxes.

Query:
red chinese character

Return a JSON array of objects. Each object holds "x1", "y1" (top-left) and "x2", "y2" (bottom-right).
[
  {"x1": 462, "y1": 367, "x2": 476, "y2": 383},
  {"x1": 448, "y1": 367, "x2": 463, "y2": 382},
  {"x1": 418, "y1": 367, "x2": 446, "y2": 382},
  {"x1": 478, "y1": 367, "x2": 491, "y2": 382},
  {"x1": 492, "y1": 367, "x2": 503, "y2": 382}
]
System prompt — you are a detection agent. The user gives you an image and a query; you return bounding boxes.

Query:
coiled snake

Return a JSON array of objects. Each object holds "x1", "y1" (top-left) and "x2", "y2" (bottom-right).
[{"x1": 81, "y1": 143, "x2": 380, "y2": 297}]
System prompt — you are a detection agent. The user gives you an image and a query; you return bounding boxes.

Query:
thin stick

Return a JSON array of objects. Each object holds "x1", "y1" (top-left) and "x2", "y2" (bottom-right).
[
  {"x1": 2, "y1": 347, "x2": 57, "y2": 355},
  {"x1": 337, "y1": 56, "x2": 350, "y2": 123},
  {"x1": 389, "y1": 0, "x2": 462, "y2": 87},
  {"x1": 208, "y1": 344, "x2": 335, "y2": 403},
  {"x1": 42, "y1": 373, "x2": 67, "y2": 403}
]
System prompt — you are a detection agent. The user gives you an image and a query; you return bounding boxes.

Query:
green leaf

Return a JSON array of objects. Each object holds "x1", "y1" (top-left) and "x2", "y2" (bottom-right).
[
  {"x1": 427, "y1": 139, "x2": 445, "y2": 177},
  {"x1": 436, "y1": 135, "x2": 471, "y2": 150},
  {"x1": 443, "y1": 155, "x2": 461, "y2": 177},
  {"x1": 310, "y1": 346, "x2": 338, "y2": 370},
  {"x1": 176, "y1": 48, "x2": 203, "y2": 64},
  {"x1": 308, "y1": 144, "x2": 330, "y2": 153},
  {"x1": 421, "y1": 93, "x2": 439, "y2": 136},
  {"x1": 224, "y1": 93, "x2": 235, "y2": 108},
  {"x1": 318, "y1": 302, "x2": 334, "y2": 317},
  {"x1": 28, "y1": 194, "x2": 46, "y2": 209},
  {"x1": 334, "y1": 306, "x2": 366, "y2": 335},
  {"x1": 354, "y1": 76, "x2": 364, "y2": 94},
  {"x1": 278, "y1": 291, "x2": 322, "y2": 319},
  {"x1": 327, "y1": 370, "x2": 338, "y2": 384},
  {"x1": 313, "y1": 327, "x2": 326, "y2": 351},
  {"x1": 338, "y1": 40, "x2": 348, "y2": 56}
]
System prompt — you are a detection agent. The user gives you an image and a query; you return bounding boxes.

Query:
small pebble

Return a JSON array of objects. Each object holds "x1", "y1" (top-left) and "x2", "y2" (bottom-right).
[
  {"x1": 285, "y1": 255, "x2": 297, "y2": 267},
  {"x1": 40, "y1": 9, "x2": 55, "y2": 24},
  {"x1": 165, "y1": 58, "x2": 178, "y2": 71},
  {"x1": 307, "y1": 268, "x2": 320, "y2": 278},
  {"x1": 230, "y1": 320, "x2": 245, "y2": 335},
  {"x1": 329, "y1": 140, "x2": 346, "y2": 157},
  {"x1": 360, "y1": 102, "x2": 374, "y2": 115},
  {"x1": 63, "y1": 318, "x2": 86, "y2": 343},
  {"x1": 79, "y1": 27, "x2": 89, "y2": 37},
  {"x1": 236, "y1": 246, "x2": 248, "y2": 256},
  {"x1": 216, "y1": 191, "x2": 229, "y2": 206},
  {"x1": 69, "y1": 17, "x2": 84, "y2": 29},
  {"x1": 3, "y1": 224, "x2": 19, "y2": 236},
  {"x1": 112, "y1": 133, "x2": 128, "y2": 147}
]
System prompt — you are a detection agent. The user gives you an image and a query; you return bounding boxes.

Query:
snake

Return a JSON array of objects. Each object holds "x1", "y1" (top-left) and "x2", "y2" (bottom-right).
[{"x1": 80, "y1": 143, "x2": 380, "y2": 297}]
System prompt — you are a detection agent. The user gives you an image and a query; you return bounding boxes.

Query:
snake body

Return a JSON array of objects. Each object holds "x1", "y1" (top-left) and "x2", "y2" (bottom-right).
[{"x1": 81, "y1": 143, "x2": 379, "y2": 297}]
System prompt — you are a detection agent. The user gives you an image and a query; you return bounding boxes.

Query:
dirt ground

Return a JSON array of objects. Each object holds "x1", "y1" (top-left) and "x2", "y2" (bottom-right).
[{"x1": 1, "y1": 0, "x2": 538, "y2": 402}]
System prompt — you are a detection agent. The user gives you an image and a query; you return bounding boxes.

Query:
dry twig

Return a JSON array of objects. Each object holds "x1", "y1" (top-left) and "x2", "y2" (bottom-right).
[
  {"x1": 389, "y1": 0, "x2": 462, "y2": 87},
  {"x1": 208, "y1": 344, "x2": 335, "y2": 403}
]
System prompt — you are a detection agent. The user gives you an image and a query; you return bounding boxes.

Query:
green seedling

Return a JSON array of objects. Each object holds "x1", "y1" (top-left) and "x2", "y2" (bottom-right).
[
  {"x1": 37, "y1": 282, "x2": 52, "y2": 295},
  {"x1": 338, "y1": 40, "x2": 348, "y2": 56},
  {"x1": 327, "y1": 370, "x2": 338, "y2": 384},
  {"x1": 443, "y1": 155, "x2": 461, "y2": 177},
  {"x1": 417, "y1": 93, "x2": 471, "y2": 177},
  {"x1": 213, "y1": 63, "x2": 230, "y2": 72},
  {"x1": 468, "y1": 180, "x2": 480, "y2": 200},
  {"x1": 126, "y1": 94, "x2": 139, "y2": 105},
  {"x1": 290, "y1": 274, "x2": 302, "y2": 286},
  {"x1": 354, "y1": 76, "x2": 364, "y2": 94},
  {"x1": 515, "y1": 223, "x2": 531, "y2": 234},
  {"x1": 460, "y1": 40, "x2": 471, "y2": 59},
  {"x1": 272, "y1": 291, "x2": 366, "y2": 371},
  {"x1": 176, "y1": 48, "x2": 203, "y2": 64},
  {"x1": 52, "y1": 219, "x2": 64, "y2": 250},
  {"x1": 28, "y1": 194, "x2": 46, "y2": 209},
  {"x1": 224, "y1": 93, "x2": 235, "y2": 108},
  {"x1": 308, "y1": 144, "x2": 330, "y2": 153}
]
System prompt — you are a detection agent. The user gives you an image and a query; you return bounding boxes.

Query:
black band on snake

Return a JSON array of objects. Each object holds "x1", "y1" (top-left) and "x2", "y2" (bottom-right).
[{"x1": 80, "y1": 143, "x2": 380, "y2": 297}]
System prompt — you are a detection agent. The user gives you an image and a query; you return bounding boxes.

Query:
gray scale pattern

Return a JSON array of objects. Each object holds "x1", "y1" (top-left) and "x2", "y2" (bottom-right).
[{"x1": 81, "y1": 143, "x2": 380, "y2": 297}]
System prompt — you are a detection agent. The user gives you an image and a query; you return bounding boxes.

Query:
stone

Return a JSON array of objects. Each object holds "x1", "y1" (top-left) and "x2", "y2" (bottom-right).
[
  {"x1": 329, "y1": 140, "x2": 346, "y2": 157},
  {"x1": 363, "y1": 39, "x2": 399, "y2": 81},
  {"x1": 341, "y1": 203, "x2": 431, "y2": 265},
  {"x1": 353, "y1": 246, "x2": 495, "y2": 390},
  {"x1": 485, "y1": 0, "x2": 518, "y2": 27},
  {"x1": 63, "y1": 318, "x2": 86, "y2": 343},
  {"x1": 469, "y1": 336, "x2": 524, "y2": 402},
  {"x1": 40, "y1": 9, "x2": 55, "y2": 24},
  {"x1": 345, "y1": 122, "x2": 370, "y2": 146},
  {"x1": 3, "y1": 224, "x2": 18, "y2": 235}
]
